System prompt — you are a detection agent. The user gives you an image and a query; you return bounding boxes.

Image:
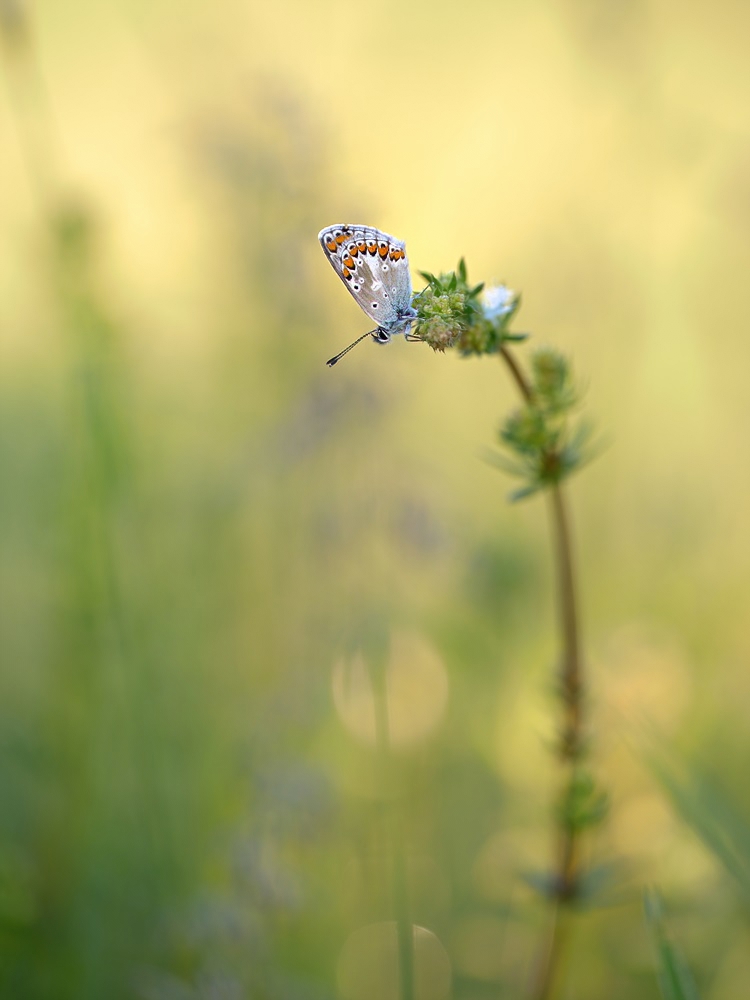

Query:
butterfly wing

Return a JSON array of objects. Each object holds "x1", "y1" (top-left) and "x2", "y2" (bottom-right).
[{"x1": 318, "y1": 224, "x2": 413, "y2": 332}]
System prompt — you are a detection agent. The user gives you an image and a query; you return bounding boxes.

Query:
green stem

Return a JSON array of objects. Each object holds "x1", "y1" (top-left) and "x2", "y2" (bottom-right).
[
  {"x1": 1, "y1": 7, "x2": 61, "y2": 212},
  {"x1": 393, "y1": 822, "x2": 415, "y2": 1000},
  {"x1": 499, "y1": 343, "x2": 533, "y2": 403},
  {"x1": 550, "y1": 483, "x2": 584, "y2": 764},
  {"x1": 498, "y1": 346, "x2": 586, "y2": 1000},
  {"x1": 368, "y1": 651, "x2": 415, "y2": 1000}
]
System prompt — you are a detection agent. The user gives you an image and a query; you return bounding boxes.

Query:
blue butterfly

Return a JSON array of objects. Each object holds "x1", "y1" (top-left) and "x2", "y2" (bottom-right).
[{"x1": 319, "y1": 224, "x2": 418, "y2": 366}]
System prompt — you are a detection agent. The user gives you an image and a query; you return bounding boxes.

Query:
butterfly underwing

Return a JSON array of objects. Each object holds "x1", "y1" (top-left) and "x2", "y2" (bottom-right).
[{"x1": 318, "y1": 224, "x2": 418, "y2": 365}]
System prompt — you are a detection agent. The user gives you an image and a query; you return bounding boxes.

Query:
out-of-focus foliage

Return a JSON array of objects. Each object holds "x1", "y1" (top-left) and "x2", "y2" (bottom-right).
[
  {"x1": 644, "y1": 889, "x2": 701, "y2": 1000},
  {"x1": 651, "y1": 748, "x2": 750, "y2": 901},
  {"x1": 1, "y1": 1, "x2": 750, "y2": 998}
]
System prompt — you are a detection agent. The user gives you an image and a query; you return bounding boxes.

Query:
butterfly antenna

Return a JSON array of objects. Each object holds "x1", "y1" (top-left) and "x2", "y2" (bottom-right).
[{"x1": 325, "y1": 330, "x2": 375, "y2": 367}]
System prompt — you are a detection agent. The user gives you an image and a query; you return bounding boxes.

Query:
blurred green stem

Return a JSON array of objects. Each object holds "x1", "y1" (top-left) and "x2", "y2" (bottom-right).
[
  {"x1": 498, "y1": 345, "x2": 585, "y2": 1000},
  {"x1": 550, "y1": 482, "x2": 583, "y2": 764},
  {"x1": 499, "y1": 344, "x2": 533, "y2": 404},
  {"x1": 393, "y1": 820, "x2": 415, "y2": 1000},
  {"x1": 0, "y1": 3, "x2": 59, "y2": 210},
  {"x1": 369, "y1": 651, "x2": 415, "y2": 1000}
]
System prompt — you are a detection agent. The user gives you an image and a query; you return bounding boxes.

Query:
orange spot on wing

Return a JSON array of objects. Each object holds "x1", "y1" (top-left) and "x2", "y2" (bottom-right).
[
  {"x1": 378, "y1": 245, "x2": 388, "y2": 258},
  {"x1": 343, "y1": 255, "x2": 354, "y2": 268},
  {"x1": 336, "y1": 233, "x2": 346, "y2": 245},
  {"x1": 326, "y1": 239, "x2": 337, "y2": 252},
  {"x1": 342, "y1": 265, "x2": 351, "y2": 278}
]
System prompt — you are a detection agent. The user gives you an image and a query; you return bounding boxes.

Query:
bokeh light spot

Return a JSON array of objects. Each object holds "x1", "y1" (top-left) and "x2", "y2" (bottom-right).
[{"x1": 336, "y1": 921, "x2": 451, "y2": 1000}]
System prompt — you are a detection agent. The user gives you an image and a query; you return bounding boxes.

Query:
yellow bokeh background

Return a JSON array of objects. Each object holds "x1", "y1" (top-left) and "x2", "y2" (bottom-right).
[{"x1": 1, "y1": 1, "x2": 750, "y2": 997}]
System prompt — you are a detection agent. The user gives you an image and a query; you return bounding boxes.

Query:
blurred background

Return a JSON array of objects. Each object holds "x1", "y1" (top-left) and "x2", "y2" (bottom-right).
[{"x1": 2, "y1": 0, "x2": 750, "y2": 997}]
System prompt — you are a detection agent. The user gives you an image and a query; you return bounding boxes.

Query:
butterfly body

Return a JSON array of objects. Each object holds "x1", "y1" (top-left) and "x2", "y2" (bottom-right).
[{"x1": 319, "y1": 225, "x2": 417, "y2": 363}]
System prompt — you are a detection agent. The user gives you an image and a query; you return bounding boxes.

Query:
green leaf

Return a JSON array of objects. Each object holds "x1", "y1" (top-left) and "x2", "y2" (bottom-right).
[
  {"x1": 575, "y1": 861, "x2": 627, "y2": 909},
  {"x1": 483, "y1": 450, "x2": 529, "y2": 477},
  {"x1": 457, "y1": 257, "x2": 467, "y2": 282},
  {"x1": 558, "y1": 769, "x2": 610, "y2": 831},
  {"x1": 568, "y1": 418, "x2": 594, "y2": 451},
  {"x1": 521, "y1": 869, "x2": 558, "y2": 900},
  {"x1": 522, "y1": 862, "x2": 627, "y2": 909},
  {"x1": 644, "y1": 888, "x2": 701, "y2": 1000},
  {"x1": 503, "y1": 332, "x2": 530, "y2": 342},
  {"x1": 650, "y1": 750, "x2": 750, "y2": 898},
  {"x1": 509, "y1": 482, "x2": 544, "y2": 503}
]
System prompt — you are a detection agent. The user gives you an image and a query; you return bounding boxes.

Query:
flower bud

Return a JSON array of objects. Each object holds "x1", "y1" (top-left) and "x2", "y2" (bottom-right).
[{"x1": 481, "y1": 284, "x2": 516, "y2": 323}]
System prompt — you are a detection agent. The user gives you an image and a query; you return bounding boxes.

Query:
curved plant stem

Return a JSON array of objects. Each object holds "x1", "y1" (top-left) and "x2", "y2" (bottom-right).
[
  {"x1": 550, "y1": 483, "x2": 584, "y2": 765},
  {"x1": 498, "y1": 345, "x2": 586, "y2": 1000},
  {"x1": 499, "y1": 344, "x2": 533, "y2": 403}
]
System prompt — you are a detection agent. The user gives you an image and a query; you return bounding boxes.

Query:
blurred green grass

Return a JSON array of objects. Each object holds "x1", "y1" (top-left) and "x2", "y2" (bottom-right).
[{"x1": 2, "y1": 1, "x2": 750, "y2": 998}]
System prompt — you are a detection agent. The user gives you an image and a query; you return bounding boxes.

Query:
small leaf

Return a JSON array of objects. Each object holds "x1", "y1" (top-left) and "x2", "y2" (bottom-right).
[
  {"x1": 644, "y1": 887, "x2": 664, "y2": 925},
  {"x1": 483, "y1": 450, "x2": 528, "y2": 477},
  {"x1": 650, "y1": 750, "x2": 750, "y2": 898},
  {"x1": 521, "y1": 869, "x2": 559, "y2": 900},
  {"x1": 568, "y1": 418, "x2": 594, "y2": 451},
  {"x1": 509, "y1": 482, "x2": 544, "y2": 503},
  {"x1": 644, "y1": 888, "x2": 701, "y2": 1000},
  {"x1": 559, "y1": 770, "x2": 610, "y2": 831},
  {"x1": 503, "y1": 332, "x2": 530, "y2": 342},
  {"x1": 575, "y1": 863, "x2": 619, "y2": 908},
  {"x1": 457, "y1": 257, "x2": 467, "y2": 282}
]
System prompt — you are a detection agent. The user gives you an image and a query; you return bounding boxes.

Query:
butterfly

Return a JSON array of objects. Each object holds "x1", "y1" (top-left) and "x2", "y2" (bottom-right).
[{"x1": 318, "y1": 224, "x2": 419, "y2": 366}]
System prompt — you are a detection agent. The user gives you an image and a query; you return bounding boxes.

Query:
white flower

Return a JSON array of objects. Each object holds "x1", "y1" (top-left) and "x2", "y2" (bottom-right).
[{"x1": 482, "y1": 284, "x2": 516, "y2": 322}]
